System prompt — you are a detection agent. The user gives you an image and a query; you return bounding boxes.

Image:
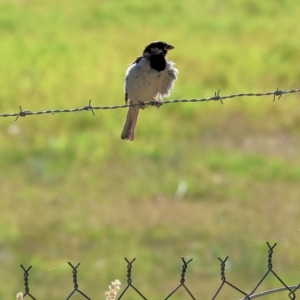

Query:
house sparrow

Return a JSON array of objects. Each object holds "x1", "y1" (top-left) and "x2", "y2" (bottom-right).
[{"x1": 121, "y1": 41, "x2": 178, "y2": 141}]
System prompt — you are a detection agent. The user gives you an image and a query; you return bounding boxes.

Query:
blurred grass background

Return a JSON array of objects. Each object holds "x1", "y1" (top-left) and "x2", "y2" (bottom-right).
[{"x1": 0, "y1": 0, "x2": 300, "y2": 299}]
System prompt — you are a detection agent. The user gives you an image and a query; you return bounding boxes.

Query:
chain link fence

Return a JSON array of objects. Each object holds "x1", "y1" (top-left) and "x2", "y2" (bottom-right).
[
  {"x1": 9, "y1": 87, "x2": 300, "y2": 299},
  {"x1": 16, "y1": 242, "x2": 299, "y2": 300}
]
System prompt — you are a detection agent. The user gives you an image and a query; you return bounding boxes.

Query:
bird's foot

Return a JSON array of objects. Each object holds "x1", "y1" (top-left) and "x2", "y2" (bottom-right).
[
  {"x1": 150, "y1": 98, "x2": 163, "y2": 108},
  {"x1": 138, "y1": 101, "x2": 146, "y2": 109}
]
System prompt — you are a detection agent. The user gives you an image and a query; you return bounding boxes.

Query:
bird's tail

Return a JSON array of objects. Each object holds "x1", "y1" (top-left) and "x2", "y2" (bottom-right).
[{"x1": 121, "y1": 106, "x2": 140, "y2": 141}]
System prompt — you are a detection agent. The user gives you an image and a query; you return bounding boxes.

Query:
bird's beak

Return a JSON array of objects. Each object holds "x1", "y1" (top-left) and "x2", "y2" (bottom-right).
[{"x1": 165, "y1": 44, "x2": 174, "y2": 50}]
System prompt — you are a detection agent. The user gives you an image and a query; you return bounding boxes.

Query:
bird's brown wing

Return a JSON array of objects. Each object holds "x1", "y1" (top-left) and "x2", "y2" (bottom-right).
[{"x1": 125, "y1": 56, "x2": 144, "y2": 104}]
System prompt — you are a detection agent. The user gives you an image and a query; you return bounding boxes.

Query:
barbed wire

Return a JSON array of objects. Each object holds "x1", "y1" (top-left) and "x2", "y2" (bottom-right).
[
  {"x1": 1, "y1": 87, "x2": 299, "y2": 121},
  {"x1": 17, "y1": 242, "x2": 299, "y2": 299}
]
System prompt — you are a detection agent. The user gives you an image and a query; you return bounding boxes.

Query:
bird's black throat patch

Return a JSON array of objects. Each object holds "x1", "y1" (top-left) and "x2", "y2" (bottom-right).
[{"x1": 148, "y1": 54, "x2": 167, "y2": 72}]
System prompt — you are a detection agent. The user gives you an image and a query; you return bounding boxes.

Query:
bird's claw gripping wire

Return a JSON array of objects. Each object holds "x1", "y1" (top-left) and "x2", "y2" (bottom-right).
[
  {"x1": 138, "y1": 101, "x2": 146, "y2": 109},
  {"x1": 149, "y1": 98, "x2": 163, "y2": 108}
]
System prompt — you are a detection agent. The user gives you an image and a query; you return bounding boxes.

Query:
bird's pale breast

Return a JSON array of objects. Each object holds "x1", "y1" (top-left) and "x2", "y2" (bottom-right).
[{"x1": 125, "y1": 58, "x2": 176, "y2": 102}]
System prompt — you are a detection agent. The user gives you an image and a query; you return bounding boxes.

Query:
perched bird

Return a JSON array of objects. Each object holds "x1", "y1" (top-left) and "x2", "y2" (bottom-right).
[{"x1": 121, "y1": 41, "x2": 178, "y2": 141}]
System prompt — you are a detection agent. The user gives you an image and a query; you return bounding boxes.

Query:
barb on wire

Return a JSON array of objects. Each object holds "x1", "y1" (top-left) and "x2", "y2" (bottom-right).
[
  {"x1": 117, "y1": 257, "x2": 147, "y2": 300},
  {"x1": 15, "y1": 106, "x2": 31, "y2": 121},
  {"x1": 273, "y1": 88, "x2": 283, "y2": 102},
  {"x1": 212, "y1": 90, "x2": 223, "y2": 104},
  {"x1": 83, "y1": 99, "x2": 95, "y2": 116},
  {"x1": 164, "y1": 257, "x2": 195, "y2": 300},
  {"x1": 1, "y1": 87, "x2": 299, "y2": 120},
  {"x1": 20, "y1": 264, "x2": 36, "y2": 300},
  {"x1": 65, "y1": 262, "x2": 91, "y2": 300}
]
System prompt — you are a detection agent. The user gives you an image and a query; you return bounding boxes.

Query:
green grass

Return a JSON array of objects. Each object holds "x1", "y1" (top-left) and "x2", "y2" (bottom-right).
[{"x1": 0, "y1": 0, "x2": 300, "y2": 299}]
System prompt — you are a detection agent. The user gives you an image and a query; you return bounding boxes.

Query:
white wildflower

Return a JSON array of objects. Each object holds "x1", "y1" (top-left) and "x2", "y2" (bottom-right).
[
  {"x1": 105, "y1": 279, "x2": 121, "y2": 300},
  {"x1": 16, "y1": 292, "x2": 23, "y2": 300}
]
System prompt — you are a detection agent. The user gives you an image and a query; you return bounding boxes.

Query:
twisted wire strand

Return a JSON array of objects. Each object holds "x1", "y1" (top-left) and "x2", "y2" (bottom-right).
[
  {"x1": 1, "y1": 88, "x2": 299, "y2": 120},
  {"x1": 238, "y1": 285, "x2": 300, "y2": 300}
]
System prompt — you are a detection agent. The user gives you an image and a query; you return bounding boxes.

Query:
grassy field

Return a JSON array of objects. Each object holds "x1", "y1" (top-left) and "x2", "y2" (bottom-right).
[{"x1": 0, "y1": 0, "x2": 300, "y2": 299}]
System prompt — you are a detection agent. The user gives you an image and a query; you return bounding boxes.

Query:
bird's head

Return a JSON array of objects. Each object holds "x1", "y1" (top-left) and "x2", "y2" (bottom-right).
[{"x1": 142, "y1": 41, "x2": 174, "y2": 57}]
